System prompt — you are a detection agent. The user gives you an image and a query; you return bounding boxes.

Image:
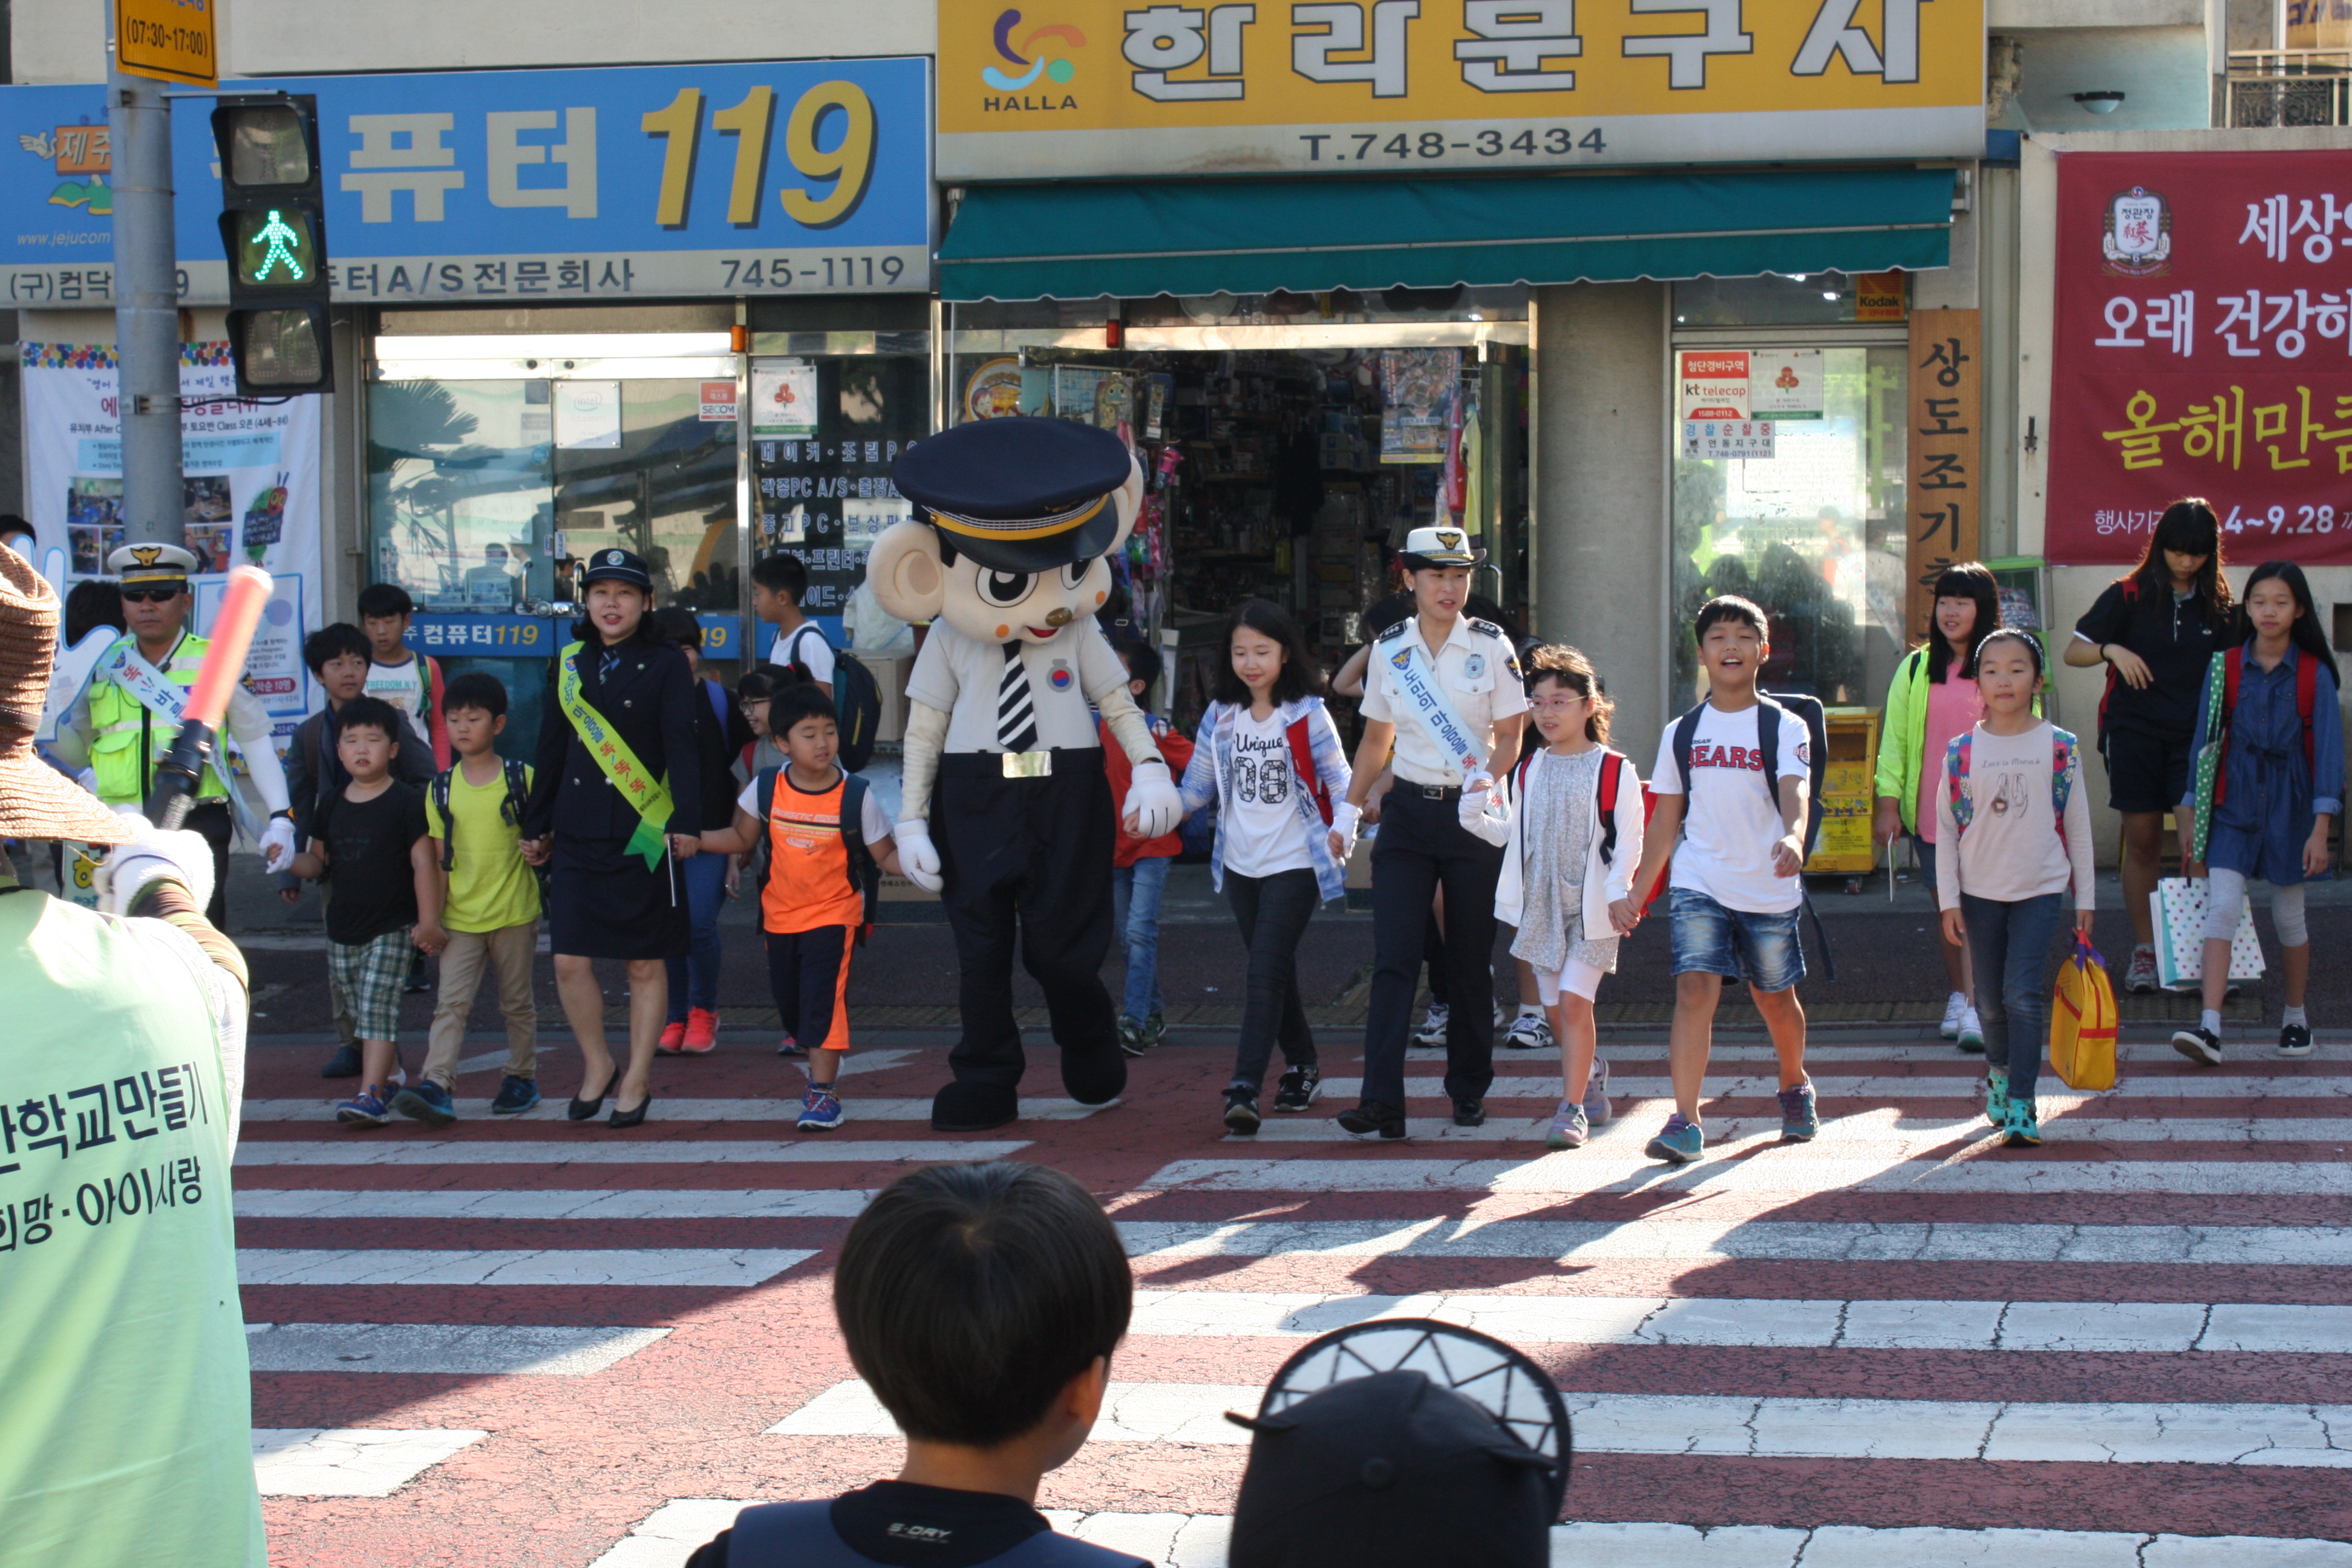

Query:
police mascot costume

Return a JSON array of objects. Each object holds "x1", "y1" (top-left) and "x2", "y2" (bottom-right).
[{"x1": 874, "y1": 418, "x2": 1183, "y2": 1132}]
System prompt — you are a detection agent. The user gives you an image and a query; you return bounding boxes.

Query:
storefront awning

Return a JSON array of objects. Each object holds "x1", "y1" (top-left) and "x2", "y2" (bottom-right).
[{"x1": 939, "y1": 167, "x2": 1955, "y2": 303}]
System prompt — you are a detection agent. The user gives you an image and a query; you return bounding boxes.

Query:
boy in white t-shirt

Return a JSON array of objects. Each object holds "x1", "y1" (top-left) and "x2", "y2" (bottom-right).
[
  {"x1": 751, "y1": 551, "x2": 836, "y2": 699},
  {"x1": 1628, "y1": 595, "x2": 1816, "y2": 1166}
]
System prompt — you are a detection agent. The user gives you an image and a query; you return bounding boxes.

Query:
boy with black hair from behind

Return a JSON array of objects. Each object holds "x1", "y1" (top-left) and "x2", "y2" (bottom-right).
[
  {"x1": 397, "y1": 670, "x2": 543, "y2": 1125},
  {"x1": 686, "y1": 1161, "x2": 1149, "y2": 1568},
  {"x1": 698, "y1": 682, "x2": 901, "y2": 1130},
  {"x1": 751, "y1": 551, "x2": 834, "y2": 698}
]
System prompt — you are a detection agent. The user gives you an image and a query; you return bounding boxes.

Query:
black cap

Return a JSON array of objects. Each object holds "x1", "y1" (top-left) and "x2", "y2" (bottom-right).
[
  {"x1": 892, "y1": 417, "x2": 1131, "y2": 574},
  {"x1": 580, "y1": 547, "x2": 653, "y2": 590},
  {"x1": 1227, "y1": 1370, "x2": 1554, "y2": 1568}
]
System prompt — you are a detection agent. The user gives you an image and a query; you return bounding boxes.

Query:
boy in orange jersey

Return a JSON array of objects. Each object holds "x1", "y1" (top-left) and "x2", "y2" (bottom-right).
[{"x1": 699, "y1": 684, "x2": 900, "y2": 1131}]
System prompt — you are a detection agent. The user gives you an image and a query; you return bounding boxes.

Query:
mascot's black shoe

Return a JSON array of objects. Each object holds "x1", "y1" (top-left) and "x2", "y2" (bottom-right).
[
  {"x1": 1060, "y1": 1047, "x2": 1129, "y2": 1108},
  {"x1": 932, "y1": 1080, "x2": 1021, "y2": 1133}
]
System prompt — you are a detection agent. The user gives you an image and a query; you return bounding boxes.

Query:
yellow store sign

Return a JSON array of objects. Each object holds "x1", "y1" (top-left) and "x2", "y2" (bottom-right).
[{"x1": 939, "y1": 0, "x2": 1984, "y2": 180}]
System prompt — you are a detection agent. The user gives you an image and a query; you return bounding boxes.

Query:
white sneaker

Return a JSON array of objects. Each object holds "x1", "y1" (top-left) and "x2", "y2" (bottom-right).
[
  {"x1": 1413, "y1": 1002, "x2": 1451, "y2": 1047},
  {"x1": 1940, "y1": 990, "x2": 1968, "y2": 1040},
  {"x1": 1956, "y1": 1005, "x2": 1985, "y2": 1054},
  {"x1": 1503, "y1": 1009, "x2": 1553, "y2": 1051}
]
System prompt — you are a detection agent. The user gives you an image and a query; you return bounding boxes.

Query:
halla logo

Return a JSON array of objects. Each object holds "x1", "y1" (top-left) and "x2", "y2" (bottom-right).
[{"x1": 982, "y1": 8, "x2": 1083, "y2": 112}]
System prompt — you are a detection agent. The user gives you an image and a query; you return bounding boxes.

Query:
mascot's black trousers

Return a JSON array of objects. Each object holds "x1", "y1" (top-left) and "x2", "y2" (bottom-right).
[{"x1": 933, "y1": 749, "x2": 1128, "y2": 1106}]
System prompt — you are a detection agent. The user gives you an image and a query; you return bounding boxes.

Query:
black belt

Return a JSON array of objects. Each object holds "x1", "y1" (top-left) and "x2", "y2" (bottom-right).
[{"x1": 1399, "y1": 782, "x2": 1462, "y2": 800}]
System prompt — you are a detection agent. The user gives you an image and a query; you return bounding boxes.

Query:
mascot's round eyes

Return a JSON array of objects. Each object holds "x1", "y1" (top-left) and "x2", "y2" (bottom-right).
[
  {"x1": 1062, "y1": 560, "x2": 1093, "y2": 590},
  {"x1": 978, "y1": 569, "x2": 1034, "y2": 607}
]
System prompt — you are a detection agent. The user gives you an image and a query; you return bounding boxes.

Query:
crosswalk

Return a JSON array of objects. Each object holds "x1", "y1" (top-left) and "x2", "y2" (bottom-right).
[{"x1": 236, "y1": 1032, "x2": 2352, "y2": 1564}]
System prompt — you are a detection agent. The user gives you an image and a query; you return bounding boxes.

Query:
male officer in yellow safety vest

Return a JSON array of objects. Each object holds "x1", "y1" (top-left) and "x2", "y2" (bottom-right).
[
  {"x1": 47, "y1": 541, "x2": 295, "y2": 923},
  {"x1": 0, "y1": 546, "x2": 266, "y2": 1567}
]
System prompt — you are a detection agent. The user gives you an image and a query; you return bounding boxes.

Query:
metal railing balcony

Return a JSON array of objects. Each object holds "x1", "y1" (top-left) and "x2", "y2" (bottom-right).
[{"x1": 2226, "y1": 49, "x2": 2352, "y2": 126}]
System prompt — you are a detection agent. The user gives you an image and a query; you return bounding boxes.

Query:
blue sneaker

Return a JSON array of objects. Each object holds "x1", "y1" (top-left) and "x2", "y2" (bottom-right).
[
  {"x1": 335, "y1": 1088, "x2": 393, "y2": 1128},
  {"x1": 1581, "y1": 1057, "x2": 1613, "y2": 1128},
  {"x1": 391, "y1": 1079, "x2": 457, "y2": 1128},
  {"x1": 777, "y1": 1033, "x2": 806, "y2": 1058},
  {"x1": 1984, "y1": 1066, "x2": 2010, "y2": 1129},
  {"x1": 1546, "y1": 1100, "x2": 1589, "y2": 1150},
  {"x1": 2001, "y1": 1098, "x2": 2042, "y2": 1148},
  {"x1": 1644, "y1": 1112, "x2": 1704, "y2": 1165},
  {"x1": 797, "y1": 1086, "x2": 843, "y2": 1131},
  {"x1": 489, "y1": 1075, "x2": 541, "y2": 1116},
  {"x1": 1776, "y1": 1080, "x2": 1819, "y2": 1142}
]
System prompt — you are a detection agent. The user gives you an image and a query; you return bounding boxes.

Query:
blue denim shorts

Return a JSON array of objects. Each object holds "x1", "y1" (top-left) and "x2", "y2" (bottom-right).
[{"x1": 1669, "y1": 886, "x2": 1806, "y2": 993}]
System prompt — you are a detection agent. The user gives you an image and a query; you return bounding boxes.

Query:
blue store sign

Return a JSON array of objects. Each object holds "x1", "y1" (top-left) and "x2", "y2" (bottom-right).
[{"x1": 0, "y1": 57, "x2": 931, "y2": 305}]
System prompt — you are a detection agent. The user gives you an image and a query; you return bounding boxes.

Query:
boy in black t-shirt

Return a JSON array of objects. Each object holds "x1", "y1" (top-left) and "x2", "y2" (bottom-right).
[
  {"x1": 289, "y1": 696, "x2": 443, "y2": 1128},
  {"x1": 685, "y1": 1163, "x2": 1147, "y2": 1568}
]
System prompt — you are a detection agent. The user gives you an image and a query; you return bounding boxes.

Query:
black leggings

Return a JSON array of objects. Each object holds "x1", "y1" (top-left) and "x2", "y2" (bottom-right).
[{"x1": 1224, "y1": 867, "x2": 1321, "y2": 1091}]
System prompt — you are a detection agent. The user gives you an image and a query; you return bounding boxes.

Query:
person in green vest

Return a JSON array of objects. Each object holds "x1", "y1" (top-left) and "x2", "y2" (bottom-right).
[
  {"x1": 48, "y1": 541, "x2": 295, "y2": 924},
  {"x1": 0, "y1": 547, "x2": 266, "y2": 1566}
]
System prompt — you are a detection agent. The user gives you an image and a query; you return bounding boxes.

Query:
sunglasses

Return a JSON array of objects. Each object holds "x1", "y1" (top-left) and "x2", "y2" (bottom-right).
[{"x1": 121, "y1": 587, "x2": 185, "y2": 604}]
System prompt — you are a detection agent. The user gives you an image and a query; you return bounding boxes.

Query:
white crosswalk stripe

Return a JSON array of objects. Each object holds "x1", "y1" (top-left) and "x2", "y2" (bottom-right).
[
  {"x1": 1139, "y1": 1155, "x2": 2352, "y2": 1194},
  {"x1": 246, "y1": 1322, "x2": 671, "y2": 1375},
  {"x1": 234, "y1": 1138, "x2": 1028, "y2": 1166},
  {"x1": 237, "y1": 1247, "x2": 815, "y2": 1287}
]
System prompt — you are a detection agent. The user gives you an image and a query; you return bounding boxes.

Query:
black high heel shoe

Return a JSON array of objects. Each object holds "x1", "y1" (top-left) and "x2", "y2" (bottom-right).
[
  {"x1": 567, "y1": 1070, "x2": 616, "y2": 1122},
  {"x1": 607, "y1": 1093, "x2": 653, "y2": 1130}
]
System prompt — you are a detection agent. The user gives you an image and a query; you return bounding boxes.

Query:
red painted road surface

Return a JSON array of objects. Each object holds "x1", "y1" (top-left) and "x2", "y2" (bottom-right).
[{"x1": 234, "y1": 1030, "x2": 2352, "y2": 1566}]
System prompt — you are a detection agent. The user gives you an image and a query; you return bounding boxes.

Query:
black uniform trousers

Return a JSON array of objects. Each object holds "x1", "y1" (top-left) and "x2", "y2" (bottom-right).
[
  {"x1": 185, "y1": 799, "x2": 233, "y2": 929},
  {"x1": 1361, "y1": 785, "x2": 1503, "y2": 1111},
  {"x1": 934, "y1": 749, "x2": 1117, "y2": 1090}
]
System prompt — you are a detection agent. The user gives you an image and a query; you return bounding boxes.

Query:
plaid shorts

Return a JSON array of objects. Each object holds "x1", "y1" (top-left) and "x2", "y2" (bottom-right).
[{"x1": 328, "y1": 929, "x2": 413, "y2": 1042}]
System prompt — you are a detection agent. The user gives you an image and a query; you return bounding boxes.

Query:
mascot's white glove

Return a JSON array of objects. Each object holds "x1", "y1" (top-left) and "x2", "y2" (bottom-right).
[
  {"x1": 893, "y1": 818, "x2": 944, "y2": 893},
  {"x1": 1124, "y1": 766, "x2": 1183, "y2": 841},
  {"x1": 74, "y1": 766, "x2": 100, "y2": 797},
  {"x1": 1459, "y1": 774, "x2": 1512, "y2": 848},
  {"x1": 1328, "y1": 801, "x2": 1362, "y2": 864},
  {"x1": 258, "y1": 815, "x2": 298, "y2": 872},
  {"x1": 94, "y1": 813, "x2": 216, "y2": 918}
]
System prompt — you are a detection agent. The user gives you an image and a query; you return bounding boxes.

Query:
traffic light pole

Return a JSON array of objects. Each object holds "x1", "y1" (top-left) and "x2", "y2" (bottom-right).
[{"x1": 106, "y1": 5, "x2": 186, "y2": 550}]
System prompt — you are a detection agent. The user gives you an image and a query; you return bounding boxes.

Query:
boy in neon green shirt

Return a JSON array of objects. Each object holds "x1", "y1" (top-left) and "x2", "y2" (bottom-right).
[{"x1": 397, "y1": 670, "x2": 542, "y2": 1125}]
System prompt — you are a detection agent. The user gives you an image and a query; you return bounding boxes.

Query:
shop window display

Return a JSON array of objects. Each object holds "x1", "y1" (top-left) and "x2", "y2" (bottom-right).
[{"x1": 1670, "y1": 345, "x2": 1908, "y2": 707}]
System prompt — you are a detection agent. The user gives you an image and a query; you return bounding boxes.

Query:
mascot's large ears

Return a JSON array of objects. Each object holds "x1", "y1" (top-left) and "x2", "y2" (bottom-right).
[
  {"x1": 1108, "y1": 453, "x2": 1145, "y2": 551},
  {"x1": 868, "y1": 519, "x2": 946, "y2": 622}
]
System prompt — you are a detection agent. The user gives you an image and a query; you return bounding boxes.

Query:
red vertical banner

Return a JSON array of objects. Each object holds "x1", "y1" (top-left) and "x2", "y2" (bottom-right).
[
  {"x1": 1908, "y1": 308, "x2": 1983, "y2": 640},
  {"x1": 2047, "y1": 150, "x2": 2352, "y2": 565}
]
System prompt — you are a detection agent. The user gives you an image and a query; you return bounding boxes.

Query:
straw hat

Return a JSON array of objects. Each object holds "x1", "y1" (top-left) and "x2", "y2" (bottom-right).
[{"x1": 0, "y1": 547, "x2": 132, "y2": 844}]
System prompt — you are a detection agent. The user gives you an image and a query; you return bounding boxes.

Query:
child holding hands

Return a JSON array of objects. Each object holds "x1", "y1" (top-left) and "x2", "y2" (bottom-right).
[
  {"x1": 1933, "y1": 629, "x2": 2094, "y2": 1147},
  {"x1": 1483, "y1": 645, "x2": 1640, "y2": 1149}
]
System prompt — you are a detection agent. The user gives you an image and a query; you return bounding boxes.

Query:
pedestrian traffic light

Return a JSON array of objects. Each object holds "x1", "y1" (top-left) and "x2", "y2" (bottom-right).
[{"x1": 213, "y1": 93, "x2": 333, "y2": 396}]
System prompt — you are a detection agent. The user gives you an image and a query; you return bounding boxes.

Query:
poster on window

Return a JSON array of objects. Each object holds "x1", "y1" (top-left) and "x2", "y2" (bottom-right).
[
  {"x1": 18, "y1": 343, "x2": 323, "y2": 743},
  {"x1": 752, "y1": 361, "x2": 818, "y2": 439},
  {"x1": 2047, "y1": 149, "x2": 2352, "y2": 564},
  {"x1": 1380, "y1": 348, "x2": 1456, "y2": 465}
]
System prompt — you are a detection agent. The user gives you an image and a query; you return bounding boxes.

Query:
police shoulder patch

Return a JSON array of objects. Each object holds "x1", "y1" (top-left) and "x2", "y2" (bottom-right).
[
  {"x1": 1374, "y1": 619, "x2": 1411, "y2": 642},
  {"x1": 1465, "y1": 616, "x2": 1504, "y2": 639}
]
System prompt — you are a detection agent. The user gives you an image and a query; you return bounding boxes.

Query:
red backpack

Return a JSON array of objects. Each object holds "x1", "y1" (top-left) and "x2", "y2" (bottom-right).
[{"x1": 1284, "y1": 714, "x2": 1334, "y2": 826}]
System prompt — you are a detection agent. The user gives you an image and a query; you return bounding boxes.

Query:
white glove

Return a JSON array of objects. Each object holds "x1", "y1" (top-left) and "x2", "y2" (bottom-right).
[
  {"x1": 893, "y1": 818, "x2": 944, "y2": 893},
  {"x1": 74, "y1": 766, "x2": 99, "y2": 797},
  {"x1": 258, "y1": 815, "x2": 297, "y2": 871},
  {"x1": 1328, "y1": 801, "x2": 1362, "y2": 862},
  {"x1": 1124, "y1": 767, "x2": 1183, "y2": 841},
  {"x1": 1459, "y1": 778, "x2": 1512, "y2": 848},
  {"x1": 93, "y1": 814, "x2": 216, "y2": 918}
]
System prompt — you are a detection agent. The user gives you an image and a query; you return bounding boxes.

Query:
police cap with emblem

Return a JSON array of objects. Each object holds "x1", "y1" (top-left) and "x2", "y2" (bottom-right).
[
  {"x1": 106, "y1": 541, "x2": 198, "y2": 591},
  {"x1": 580, "y1": 547, "x2": 653, "y2": 590},
  {"x1": 892, "y1": 417, "x2": 1131, "y2": 575},
  {"x1": 1397, "y1": 524, "x2": 1485, "y2": 570}
]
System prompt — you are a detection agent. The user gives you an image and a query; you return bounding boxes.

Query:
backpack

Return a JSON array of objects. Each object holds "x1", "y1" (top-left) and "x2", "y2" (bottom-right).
[
  {"x1": 430, "y1": 757, "x2": 532, "y2": 874},
  {"x1": 785, "y1": 624, "x2": 883, "y2": 774},
  {"x1": 2212, "y1": 644, "x2": 2322, "y2": 812},
  {"x1": 750, "y1": 766, "x2": 881, "y2": 945},
  {"x1": 726, "y1": 1498, "x2": 1141, "y2": 1568},
  {"x1": 1945, "y1": 727, "x2": 2078, "y2": 839},
  {"x1": 1670, "y1": 692, "x2": 1829, "y2": 860},
  {"x1": 1284, "y1": 713, "x2": 1334, "y2": 826}
]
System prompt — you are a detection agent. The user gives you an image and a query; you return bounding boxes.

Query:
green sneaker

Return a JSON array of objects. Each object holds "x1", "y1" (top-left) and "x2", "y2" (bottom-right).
[
  {"x1": 1144, "y1": 1012, "x2": 1168, "y2": 1045},
  {"x1": 2001, "y1": 1098, "x2": 2041, "y2": 1148},
  {"x1": 1984, "y1": 1066, "x2": 2010, "y2": 1129},
  {"x1": 1118, "y1": 1016, "x2": 1151, "y2": 1058}
]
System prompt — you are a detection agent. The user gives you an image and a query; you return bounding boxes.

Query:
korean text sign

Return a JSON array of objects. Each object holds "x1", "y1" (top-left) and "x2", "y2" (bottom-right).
[
  {"x1": 2048, "y1": 150, "x2": 2352, "y2": 564},
  {"x1": 0, "y1": 57, "x2": 930, "y2": 307},
  {"x1": 938, "y1": 0, "x2": 1984, "y2": 181}
]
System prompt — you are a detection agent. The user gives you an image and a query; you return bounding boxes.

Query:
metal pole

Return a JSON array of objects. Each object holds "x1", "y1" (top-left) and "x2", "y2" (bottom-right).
[{"x1": 106, "y1": 0, "x2": 185, "y2": 549}]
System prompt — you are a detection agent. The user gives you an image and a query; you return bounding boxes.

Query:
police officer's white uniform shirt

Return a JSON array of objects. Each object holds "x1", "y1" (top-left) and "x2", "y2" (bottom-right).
[
  {"x1": 1359, "y1": 615, "x2": 1529, "y2": 786},
  {"x1": 907, "y1": 622, "x2": 1129, "y2": 753}
]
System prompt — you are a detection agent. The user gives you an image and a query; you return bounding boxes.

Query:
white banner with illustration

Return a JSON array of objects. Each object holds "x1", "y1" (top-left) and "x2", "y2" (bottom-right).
[{"x1": 19, "y1": 343, "x2": 323, "y2": 748}]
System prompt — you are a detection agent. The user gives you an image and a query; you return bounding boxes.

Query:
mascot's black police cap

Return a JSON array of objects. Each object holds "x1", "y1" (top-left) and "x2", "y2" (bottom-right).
[{"x1": 892, "y1": 417, "x2": 1131, "y2": 575}]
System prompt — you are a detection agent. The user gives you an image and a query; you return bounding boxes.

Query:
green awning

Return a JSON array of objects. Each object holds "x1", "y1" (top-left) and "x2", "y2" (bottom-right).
[{"x1": 939, "y1": 167, "x2": 1953, "y2": 302}]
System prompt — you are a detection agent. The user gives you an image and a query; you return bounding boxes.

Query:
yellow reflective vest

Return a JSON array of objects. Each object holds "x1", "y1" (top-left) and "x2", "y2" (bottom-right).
[{"x1": 87, "y1": 633, "x2": 229, "y2": 806}]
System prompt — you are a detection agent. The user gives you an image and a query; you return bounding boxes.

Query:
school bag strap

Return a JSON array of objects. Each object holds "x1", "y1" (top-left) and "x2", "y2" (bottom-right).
[
  {"x1": 705, "y1": 677, "x2": 729, "y2": 731},
  {"x1": 432, "y1": 766, "x2": 456, "y2": 872},
  {"x1": 751, "y1": 765, "x2": 779, "y2": 894},
  {"x1": 1595, "y1": 748, "x2": 1632, "y2": 865},
  {"x1": 840, "y1": 772, "x2": 880, "y2": 946},
  {"x1": 1284, "y1": 713, "x2": 1334, "y2": 826}
]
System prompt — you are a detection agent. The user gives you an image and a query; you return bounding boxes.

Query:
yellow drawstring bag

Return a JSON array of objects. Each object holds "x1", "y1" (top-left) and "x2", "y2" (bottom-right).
[{"x1": 2050, "y1": 935, "x2": 2119, "y2": 1092}]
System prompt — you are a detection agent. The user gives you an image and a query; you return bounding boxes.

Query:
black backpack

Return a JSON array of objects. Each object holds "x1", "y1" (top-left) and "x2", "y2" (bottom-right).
[
  {"x1": 783, "y1": 624, "x2": 884, "y2": 774},
  {"x1": 749, "y1": 766, "x2": 881, "y2": 944},
  {"x1": 430, "y1": 758, "x2": 533, "y2": 874},
  {"x1": 1668, "y1": 691, "x2": 1837, "y2": 980}
]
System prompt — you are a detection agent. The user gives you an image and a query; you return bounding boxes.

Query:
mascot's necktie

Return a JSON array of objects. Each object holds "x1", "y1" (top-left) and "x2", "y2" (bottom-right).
[{"x1": 997, "y1": 642, "x2": 1039, "y2": 752}]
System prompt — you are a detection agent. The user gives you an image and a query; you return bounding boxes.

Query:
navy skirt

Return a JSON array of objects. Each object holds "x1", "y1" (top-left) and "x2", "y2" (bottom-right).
[{"x1": 546, "y1": 831, "x2": 691, "y2": 960}]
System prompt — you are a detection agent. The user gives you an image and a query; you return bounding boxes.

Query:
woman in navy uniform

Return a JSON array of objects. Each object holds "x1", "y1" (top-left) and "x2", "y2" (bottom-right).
[{"x1": 522, "y1": 548, "x2": 701, "y2": 1128}]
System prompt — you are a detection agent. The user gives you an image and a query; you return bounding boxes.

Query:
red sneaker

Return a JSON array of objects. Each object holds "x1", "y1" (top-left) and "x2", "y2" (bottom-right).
[
  {"x1": 682, "y1": 1007, "x2": 719, "y2": 1054},
  {"x1": 657, "y1": 1020, "x2": 687, "y2": 1055}
]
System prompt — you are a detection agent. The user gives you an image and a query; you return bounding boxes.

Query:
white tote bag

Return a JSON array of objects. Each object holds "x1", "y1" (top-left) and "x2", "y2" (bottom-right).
[{"x1": 2151, "y1": 877, "x2": 2266, "y2": 990}]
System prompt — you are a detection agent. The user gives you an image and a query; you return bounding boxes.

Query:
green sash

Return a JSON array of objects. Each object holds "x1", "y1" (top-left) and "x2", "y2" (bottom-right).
[{"x1": 557, "y1": 641, "x2": 675, "y2": 870}]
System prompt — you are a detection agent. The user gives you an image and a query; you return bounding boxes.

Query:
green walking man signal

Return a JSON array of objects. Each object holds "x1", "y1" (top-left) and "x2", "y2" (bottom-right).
[{"x1": 249, "y1": 208, "x2": 305, "y2": 281}]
